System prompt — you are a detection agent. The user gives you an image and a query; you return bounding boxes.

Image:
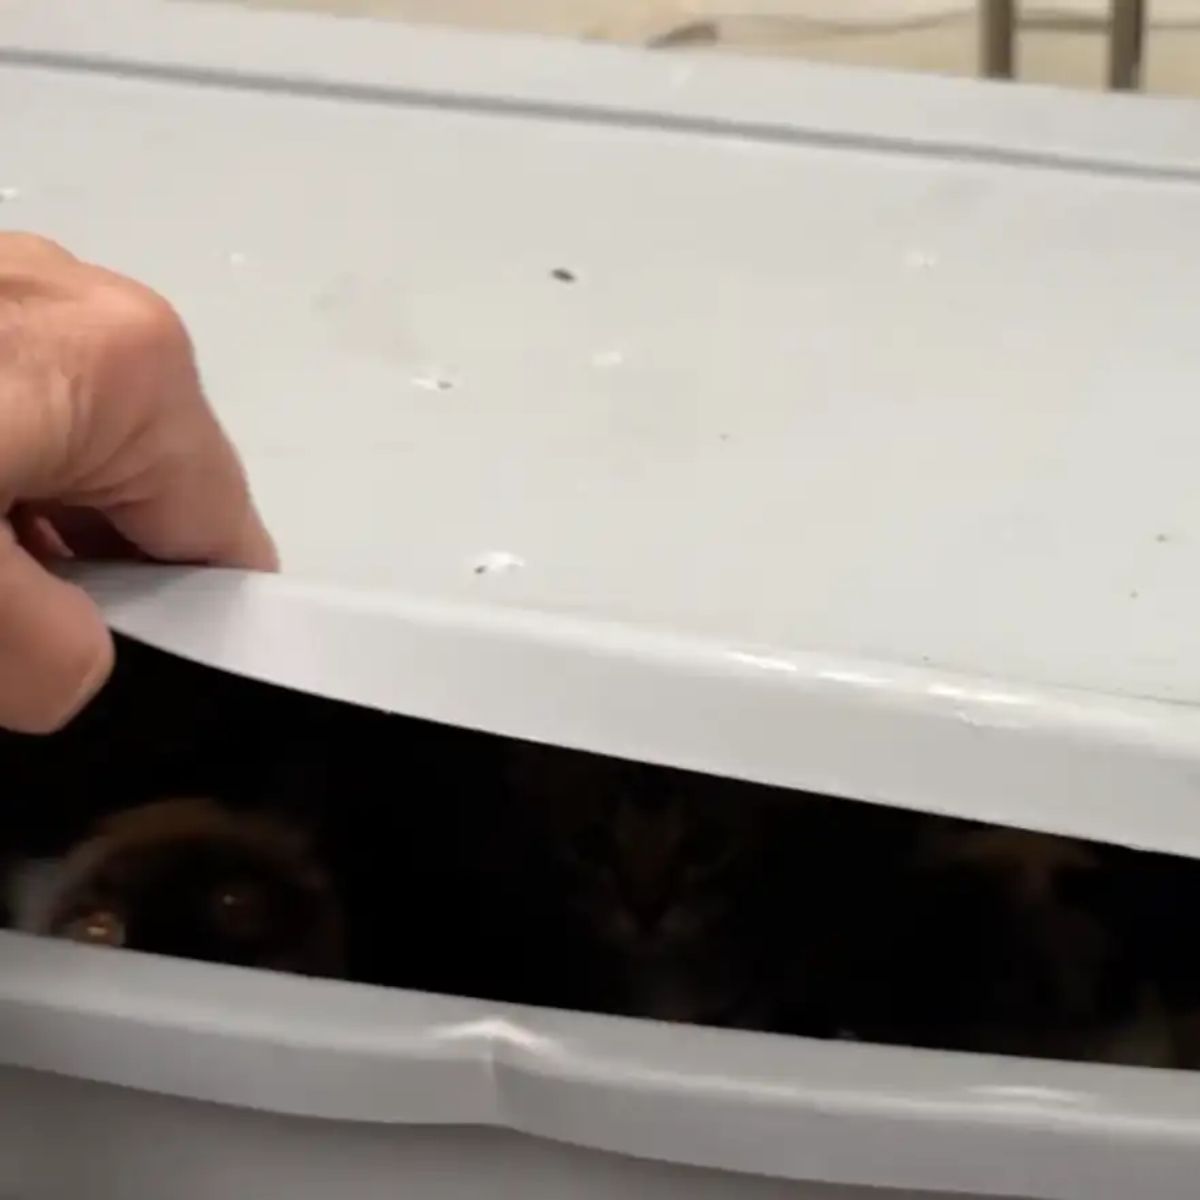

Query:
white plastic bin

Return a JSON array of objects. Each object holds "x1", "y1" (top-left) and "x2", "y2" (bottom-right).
[{"x1": 5, "y1": 2, "x2": 1200, "y2": 1197}]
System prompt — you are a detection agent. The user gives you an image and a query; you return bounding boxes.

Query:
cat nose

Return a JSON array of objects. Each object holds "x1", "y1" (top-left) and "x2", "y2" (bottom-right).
[{"x1": 631, "y1": 897, "x2": 670, "y2": 932}]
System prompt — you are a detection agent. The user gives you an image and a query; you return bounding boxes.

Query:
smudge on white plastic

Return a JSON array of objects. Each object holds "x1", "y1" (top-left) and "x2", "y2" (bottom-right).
[
  {"x1": 227, "y1": 251, "x2": 248, "y2": 267},
  {"x1": 472, "y1": 551, "x2": 525, "y2": 577},
  {"x1": 592, "y1": 350, "x2": 625, "y2": 368},
  {"x1": 411, "y1": 374, "x2": 455, "y2": 393},
  {"x1": 904, "y1": 249, "x2": 938, "y2": 270},
  {"x1": 0, "y1": 187, "x2": 20, "y2": 203},
  {"x1": 670, "y1": 64, "x2": 696, "y2": 88}
]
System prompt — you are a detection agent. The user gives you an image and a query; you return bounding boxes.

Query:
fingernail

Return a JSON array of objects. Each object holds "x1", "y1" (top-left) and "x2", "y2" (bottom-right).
[
  {"x1": 47, "y1": 631, "x2": 115, "y2": 732},
  {"x1": 226, "y1": 509, "x2": 279, "y2": 573}
]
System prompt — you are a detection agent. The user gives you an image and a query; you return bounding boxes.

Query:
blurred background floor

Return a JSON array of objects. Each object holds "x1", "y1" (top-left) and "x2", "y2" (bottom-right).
[{"x1": 187, "y1": 0, "x2": 1200, "y2": 96}]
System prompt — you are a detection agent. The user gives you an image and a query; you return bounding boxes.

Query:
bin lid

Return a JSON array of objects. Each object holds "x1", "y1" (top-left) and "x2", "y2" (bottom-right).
[{"x1": 9, "y1": 0, "x2": 1200, "y2": 856}]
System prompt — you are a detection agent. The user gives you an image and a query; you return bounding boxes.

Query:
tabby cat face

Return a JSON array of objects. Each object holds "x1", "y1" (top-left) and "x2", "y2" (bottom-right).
[{"x1": 518, "y1": 752, "x2": 765, "y2": 957}]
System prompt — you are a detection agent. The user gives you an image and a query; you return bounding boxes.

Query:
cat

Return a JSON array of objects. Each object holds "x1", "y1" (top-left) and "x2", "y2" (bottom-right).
[
  {"x1": 1101, "y1": 846, "x2": 1200, "y2": 1070},
  {"x1": 7, "y1": 797, "x2": 345, "y2": 978},
  {"x1": 826, "y1": 821, "x2": 1171, "y2": 1065},
  {"x1": 506, "y1": 743, "x2": 801, "y2": 1027}
]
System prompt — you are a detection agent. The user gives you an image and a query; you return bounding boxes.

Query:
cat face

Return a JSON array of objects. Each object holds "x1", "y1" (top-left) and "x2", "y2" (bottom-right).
[
  {"x1": 512, "y1": 748, "x2": 765, "y2": 958},
  {"x1": 850, "y1": 826, "x2": 1135, "y2": 1054},
  {"x1": 40, "y1": 799, "x2": 344, "y2": 978}
]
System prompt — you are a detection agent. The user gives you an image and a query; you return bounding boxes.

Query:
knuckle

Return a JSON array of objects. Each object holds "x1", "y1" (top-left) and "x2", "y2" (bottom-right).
[
  {"x1": 0, "y1": 232, "x2": 75, "y2": 264},
  {"x1": 85, "y1": 275, "x2": 196, "y2": 405},
  {"x1": 98, "y1": 278, "x2": 189, "y2": 358}
]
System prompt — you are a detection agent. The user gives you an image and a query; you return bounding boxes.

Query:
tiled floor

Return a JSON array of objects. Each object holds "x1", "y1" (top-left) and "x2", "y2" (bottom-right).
[{"x1": 194, "y1": 0, "x2": 1200, "y2": 96}]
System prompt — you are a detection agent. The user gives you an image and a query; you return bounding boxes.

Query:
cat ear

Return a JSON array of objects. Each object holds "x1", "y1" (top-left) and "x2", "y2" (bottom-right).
[
  {"x1": 504, "y1": 740, "x2": 576, "y2": 807},
  {"x1": 97, "y1": 797, "x2": 225, "y2": 842},
  {"x1": 236, "y1": 741, "x2": 340, "y2": 842},
  {"x1": 93, "y1": 797, "x2": 313, "y2": 861},
  {"x1": 505, "y1": 741, "x2": 633, "y2": 824}
]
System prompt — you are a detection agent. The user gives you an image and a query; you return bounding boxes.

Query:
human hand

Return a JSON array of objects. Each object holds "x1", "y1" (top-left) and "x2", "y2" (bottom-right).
[{"x1": 0, "y1": 233, "x2": 276, "y2": 733}]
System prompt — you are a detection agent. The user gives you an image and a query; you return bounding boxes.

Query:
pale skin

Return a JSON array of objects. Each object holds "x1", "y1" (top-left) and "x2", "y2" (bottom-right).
[{"x1": 0, "y1": 233, "x2": 276, "y2": 733}]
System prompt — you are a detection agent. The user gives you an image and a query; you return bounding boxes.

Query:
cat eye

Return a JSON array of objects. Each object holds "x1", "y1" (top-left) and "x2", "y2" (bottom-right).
[
  {"x1": 210, "y1": 882, "x2": 269, "y2": 939},
  {"x1": 60, "y1": 910, "x2": 126, "y2": 948},
  {"x1": 1056, "y1": 866, "x2": 1104, "y2": 911},
  {"x1": 680, "y1": 829, "x2": 729, "y2": 867},
  {"x1": 574, "y1": 827, "x2": 611, "y2": 865}
]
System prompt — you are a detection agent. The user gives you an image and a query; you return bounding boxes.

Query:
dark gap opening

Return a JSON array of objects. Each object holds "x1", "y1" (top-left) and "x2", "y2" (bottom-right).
[{"x1": 0, "y1": 635, "x2": 1194, "y2": 1071}]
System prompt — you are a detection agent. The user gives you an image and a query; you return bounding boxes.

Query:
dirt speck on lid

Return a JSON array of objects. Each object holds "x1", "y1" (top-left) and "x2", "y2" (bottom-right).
[
  {"x1": 411, "y1": 375, "x2": 454, "y2": 393},
  {"x1": 551, "y1": 268, "x2": 577, "y2": 283},
  {"x1": 904, "y1": 248, "x2": 938, "y2": 270},
  {"x1": 471, "y1": 551, "x2": 525, "y2": 577}
]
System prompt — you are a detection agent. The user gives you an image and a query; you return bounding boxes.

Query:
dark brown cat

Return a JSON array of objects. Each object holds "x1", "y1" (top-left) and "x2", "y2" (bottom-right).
[
  {"x1": 9, "y1": 798, "x2": 345, "y2": 978},
  {"x1": 1101, "y1": 846, "x2": 1200, "y2": 1069},
  {"x1": 506, "y1": 744, "x2": 790, "y2": 1026},
  {"x1": 827, "y1": 822, "x2": 1170, "y2": 1064}
]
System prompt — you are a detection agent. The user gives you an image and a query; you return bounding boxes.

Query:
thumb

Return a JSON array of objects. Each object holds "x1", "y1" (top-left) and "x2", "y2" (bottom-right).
[{"x1": 0, "y1": 522, "x2": 113, "y2": 733}]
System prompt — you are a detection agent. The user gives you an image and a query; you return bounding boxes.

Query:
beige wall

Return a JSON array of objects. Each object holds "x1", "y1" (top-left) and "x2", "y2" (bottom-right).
[{"x1": 191, "y1": 0, "x2": 1200, "y2": 97}]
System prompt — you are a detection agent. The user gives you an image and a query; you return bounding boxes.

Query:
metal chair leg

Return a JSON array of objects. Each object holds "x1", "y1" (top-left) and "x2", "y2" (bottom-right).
[
  {"x1": 1109, "y1": 0, "x2": 1147, "y2": 90},
  {"x1": 981, "y1": 0, "x2": 1017, "y2": 79}
]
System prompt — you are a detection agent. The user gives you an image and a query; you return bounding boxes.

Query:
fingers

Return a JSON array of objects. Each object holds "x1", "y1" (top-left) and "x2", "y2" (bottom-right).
[
  {"x1": 2, "y1": 249, "x2": 279, "y2": 573},
  {"x1": 78, "y1": 275, "x2": 279, "y2": 572},
  {"x1": 0, "y1": 522, "x2": 114, "y2": 733},
  {"x1": 106, "y1": 427, "x2": 279, "y2": 572},
  {"x1": 14, "y1": 504, "x2": 143, "y2": 561},
  {"x1": 0, "y1": 233, "x2": 278, "y2": 732}
]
